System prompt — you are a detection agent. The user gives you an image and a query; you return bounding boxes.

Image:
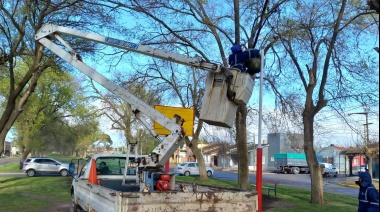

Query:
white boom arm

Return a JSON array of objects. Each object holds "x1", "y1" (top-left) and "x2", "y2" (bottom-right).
[
  {"x1": 35, "y1": 24, "x2": 221, "y2": 73},
  {"x1": 35, "y1": 25, "x2": 190, "y2": 167}
]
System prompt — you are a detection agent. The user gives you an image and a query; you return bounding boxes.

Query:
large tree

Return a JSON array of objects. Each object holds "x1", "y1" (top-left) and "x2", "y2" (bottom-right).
[
  {"x1": 0, "y1": 0, "x2": 117, "y2": 155},
  {"x1": 267, "y1": 0, "x2": 379, "y2": 204},
  {"x1": 93, "y1": 0, "x2": 288, "y2": 187}
]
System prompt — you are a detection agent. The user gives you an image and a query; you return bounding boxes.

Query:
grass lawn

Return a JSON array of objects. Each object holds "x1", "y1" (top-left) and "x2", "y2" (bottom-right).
[
  {"x1": 0, "y1": 162, "x2": 21, "y2": 173},
  {"x1": 176, "y1": 176, "x2": 359, "y2": 212},
  {"x1": 0, "y1": 176, "x2": 72, "y2": 212}
]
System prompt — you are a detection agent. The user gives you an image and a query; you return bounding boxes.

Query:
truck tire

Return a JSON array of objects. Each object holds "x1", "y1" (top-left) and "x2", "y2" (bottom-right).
[
  {"x1": 292, "y1": 167, "x2": 300, "y2": 174},
  {"x1": 71, "y1": 193, "x2": 81, "y2": 212}
]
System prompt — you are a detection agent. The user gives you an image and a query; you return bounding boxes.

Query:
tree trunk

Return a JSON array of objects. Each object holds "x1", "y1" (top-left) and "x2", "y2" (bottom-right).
[
  {"x1": 21, "y1": 150, "x2": 31, "y2": 162},
  {"x1": 184, "y1": 137, "x2": 208, "y2": 180},
  {"x1": 236, "y1": 105, "x2": 249, "y2": 190},
  {"x1": 0, "y1": 130, "x2": 8, "y2": 156},
  {"x1": 303, "y1": 112, "x2": 324, "y2": 204}
]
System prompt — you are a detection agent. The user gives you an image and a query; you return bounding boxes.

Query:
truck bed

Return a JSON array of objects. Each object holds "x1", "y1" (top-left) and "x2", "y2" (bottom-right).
[
  {"x1": 274, "y1": 153, "x2": 308, "y2": 167},
  {"x1": 73, "y1": 179, "x2": 257, "y2": 212}
]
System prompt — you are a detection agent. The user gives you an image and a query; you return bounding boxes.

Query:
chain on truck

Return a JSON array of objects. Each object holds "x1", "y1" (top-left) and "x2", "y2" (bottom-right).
[{"x1": 35, "y1": 23, "x2": 263, "y2": 212}]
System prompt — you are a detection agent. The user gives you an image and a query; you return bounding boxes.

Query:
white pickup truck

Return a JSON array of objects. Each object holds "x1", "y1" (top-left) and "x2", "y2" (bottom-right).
[{"x1": 69, "y1": 154, "x2": 257, "y2": 212}]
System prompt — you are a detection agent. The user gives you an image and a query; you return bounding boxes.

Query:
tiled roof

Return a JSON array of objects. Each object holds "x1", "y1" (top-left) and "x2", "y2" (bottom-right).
[{"x1": 340, "y1": 146, "x2": 362, "y2": 154}]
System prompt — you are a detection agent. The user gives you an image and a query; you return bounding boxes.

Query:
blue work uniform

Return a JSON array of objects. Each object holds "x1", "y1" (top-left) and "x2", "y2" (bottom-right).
[
  {"x1": 358, "y1": 172, "x2": 379, "y2": 212},
  {"x1": 228, "y1": 48, "x2": 260, "y2": 75}
]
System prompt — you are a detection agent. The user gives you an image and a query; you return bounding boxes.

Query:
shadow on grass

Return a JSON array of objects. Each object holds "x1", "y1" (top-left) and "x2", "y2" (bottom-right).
[{"x1": 0, "y1": 177, "x2": 24, "y2": 184}]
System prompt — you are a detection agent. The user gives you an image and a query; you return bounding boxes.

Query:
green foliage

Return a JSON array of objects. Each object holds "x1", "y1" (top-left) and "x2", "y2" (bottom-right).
[{"x1": 11, "y1": 62, "x2": 99, "y2": 155}]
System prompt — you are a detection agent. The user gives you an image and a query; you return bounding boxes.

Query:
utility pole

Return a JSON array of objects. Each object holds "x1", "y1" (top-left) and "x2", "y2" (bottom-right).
[
  {"x1": 348, "y1": 112, "x2": 373, "y2": 179},
  {"x1": 348, "y1": 112, "x2": 370, "y2": 147}
]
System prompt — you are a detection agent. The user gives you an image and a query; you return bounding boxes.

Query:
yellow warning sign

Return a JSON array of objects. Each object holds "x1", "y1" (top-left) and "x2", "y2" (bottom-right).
[{"x1": 154, "y1": 105, "x2": 194, "y2": 136}]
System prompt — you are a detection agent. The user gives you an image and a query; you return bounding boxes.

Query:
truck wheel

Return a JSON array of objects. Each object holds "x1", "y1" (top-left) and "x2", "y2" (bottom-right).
[
  {"x1": 27, "y1": 169, "x2": 36, "y2": 177},
  {"x1": 60, "y1": 169, "x2": 69, "y2": 176},
  {"x1": 207, "y1": 171, "x2": 212, "y2": 177},
  {"x1": 184, "y1": 171, "x2": 190, "y2": 176},
  {"x1": 71, "y1": 193, "x2": 80, "y2": 212},
  {"x1": 292, "y1": 167, "x2": 300, "y2": 174}
]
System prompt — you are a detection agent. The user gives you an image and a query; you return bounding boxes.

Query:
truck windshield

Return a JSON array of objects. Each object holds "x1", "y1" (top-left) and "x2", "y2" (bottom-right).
[{"x1": 95, "y1": 157, "x2": 141, "y2": 175}]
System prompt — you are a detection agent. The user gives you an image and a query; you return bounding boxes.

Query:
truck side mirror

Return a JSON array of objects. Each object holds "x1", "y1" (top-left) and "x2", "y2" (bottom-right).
[{"x1": 69, "y1": 162, "x2": 76, "y2": 177}]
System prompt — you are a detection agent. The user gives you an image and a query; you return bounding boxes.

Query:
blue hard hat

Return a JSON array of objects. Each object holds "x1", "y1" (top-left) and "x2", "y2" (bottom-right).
[{"x1": 231, "y1": 45, "x2": 242, "y2": 53}]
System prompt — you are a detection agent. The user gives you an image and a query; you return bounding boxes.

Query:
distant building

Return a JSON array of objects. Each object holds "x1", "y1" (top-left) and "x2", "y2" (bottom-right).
[
  {"x1": 4, "y1": 141, "x2": 12, "y2": 156},
  {"x1": 316, "y1": 144, "x2": 346, "y2": 174},
  {"x1": 341, "y1": 145, "x2": 379, "y2": 178}
]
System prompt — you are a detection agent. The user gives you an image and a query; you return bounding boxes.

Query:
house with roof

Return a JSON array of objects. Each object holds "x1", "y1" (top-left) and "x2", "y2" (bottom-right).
[
  {"x1": 341, "y1": 145, "x2": 379, "y2": 178},
  {"x1": 316, "y1": 144, "x2": 347, "y2": 174}
]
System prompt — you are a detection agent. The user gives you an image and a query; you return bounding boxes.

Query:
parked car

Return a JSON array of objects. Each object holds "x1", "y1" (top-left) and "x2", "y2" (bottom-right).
[
  {"x1": 356, "y1": 165, "x2": 368, "y2": 174},
  {"x1": 319, "y1": 162, "x2": 338, "y2": 178},
  {"x1": 22, "y1": 157, "x2": 70, "y2": 177},
  {"x1": 174, "y1": 162, "x2": 214, "y2": 177}
]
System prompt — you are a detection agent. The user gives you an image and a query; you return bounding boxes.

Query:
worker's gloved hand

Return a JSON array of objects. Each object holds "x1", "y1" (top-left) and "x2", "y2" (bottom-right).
[
  {"x1": 225, "y1": 75, "x2": 233, "y2": 84},
  {"x1": 227, "y1": 90, "x2": 236, "y2": 101},
  {"x1": 180, "y1": 127, "x2": 186, "y2": 136}
]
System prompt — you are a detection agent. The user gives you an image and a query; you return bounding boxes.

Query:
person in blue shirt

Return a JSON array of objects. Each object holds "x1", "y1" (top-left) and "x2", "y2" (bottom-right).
[
  {"x1": 97, "y1": 161, "x2": 110, "y2": 175},
  {"x1": 357, "y1": 171, "x2": 379, "y2": 212},
  {"x1": 228, "y1": 44, "x2": 260, "y2": 75}
]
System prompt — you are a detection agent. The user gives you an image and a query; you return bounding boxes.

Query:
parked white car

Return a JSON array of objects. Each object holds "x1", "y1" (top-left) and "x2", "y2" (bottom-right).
[
  {"x1": 319, "y1": 162, "x2": 338, "y2": 178},
  {"x1": 22, "y1": 157, "x2": 69, "y2": 177},
  {"x1": 356, "y1": 165, "x2": 368, "y2": 174},
  {"x1": 174, "y1": 162, "x2": 214, "y2": 177}
]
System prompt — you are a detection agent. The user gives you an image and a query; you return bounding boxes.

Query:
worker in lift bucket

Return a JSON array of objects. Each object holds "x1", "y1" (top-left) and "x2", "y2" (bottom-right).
[{"x1": 228, "y1": 44, "x2": 261, "y2": 75}]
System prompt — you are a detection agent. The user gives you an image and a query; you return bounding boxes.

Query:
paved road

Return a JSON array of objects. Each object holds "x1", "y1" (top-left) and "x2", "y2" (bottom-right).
[{"x1": 211, "y1": 170, "x2": 359, "y2": 196}]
